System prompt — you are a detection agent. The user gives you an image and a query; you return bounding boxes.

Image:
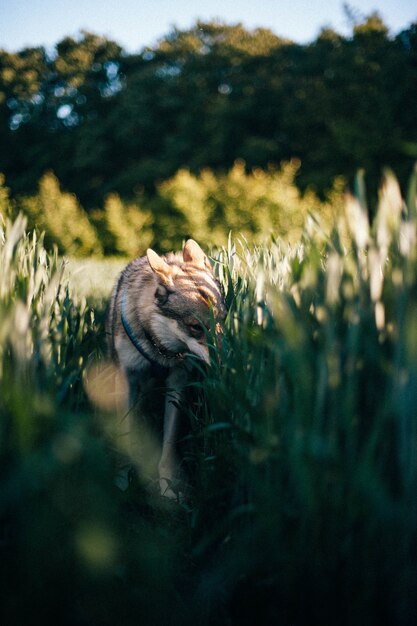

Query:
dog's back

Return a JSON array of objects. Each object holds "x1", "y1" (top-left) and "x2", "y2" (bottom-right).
[{"x1": 105, "y1": 255, "x2": 154, "y2": 367}]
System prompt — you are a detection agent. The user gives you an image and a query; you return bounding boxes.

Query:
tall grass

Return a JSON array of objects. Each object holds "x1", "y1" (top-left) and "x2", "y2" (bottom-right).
[
  {"x1": 1, "y1": 168, "x2": 417, "y2": 625},
  {"x1": 0, "y1": 216, "x2": 188, "y2": 626},
  {"x1": 187, "y1": 168, "x2": 417, "y2": 625}
]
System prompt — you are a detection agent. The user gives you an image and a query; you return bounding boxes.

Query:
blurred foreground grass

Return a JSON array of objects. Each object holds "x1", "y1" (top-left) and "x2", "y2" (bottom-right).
[{"x1": 1, "y1": 169, "x2": 417, "y2": 625}]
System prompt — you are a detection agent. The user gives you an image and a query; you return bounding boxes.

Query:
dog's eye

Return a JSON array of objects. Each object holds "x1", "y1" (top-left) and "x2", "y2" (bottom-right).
[
  {"x1": 155, "y1": 285, "x2": 169, "y2": 305},
  {"x1": 188, "y1": 323, "x2": 204, "y2": 337}
]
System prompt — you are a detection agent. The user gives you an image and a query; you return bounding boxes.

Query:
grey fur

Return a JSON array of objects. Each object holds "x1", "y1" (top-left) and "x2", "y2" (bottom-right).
[{"x1": 106, "y1": 239, "x2": 226, "y2": 499}]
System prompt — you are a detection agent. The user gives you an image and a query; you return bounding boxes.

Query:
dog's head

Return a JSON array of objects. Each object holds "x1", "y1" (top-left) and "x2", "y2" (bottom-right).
[{"x1": 146, "y1": 240, "x2": 226, "y2": 364}]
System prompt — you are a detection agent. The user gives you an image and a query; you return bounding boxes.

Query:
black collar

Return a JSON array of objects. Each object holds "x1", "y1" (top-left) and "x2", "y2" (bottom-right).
[{"x1": 121, "y1": 290, "x2": 182, "y2": 377}]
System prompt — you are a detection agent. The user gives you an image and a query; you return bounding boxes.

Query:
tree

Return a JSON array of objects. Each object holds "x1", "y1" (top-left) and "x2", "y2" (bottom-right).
[
  {"x1": 0, "y1": 17, "x2": 416, "y2": 210},
  {"x1": 20, "y1": 171, "x2": 101, "y2": 256},
  {"x1": 101, "y1": 192, "x2": 153, "y2": 256}
]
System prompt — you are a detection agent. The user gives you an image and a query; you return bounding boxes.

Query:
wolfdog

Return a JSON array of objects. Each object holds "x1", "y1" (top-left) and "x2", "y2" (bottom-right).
[{"x1": 106, "y1": 239, "x2": 226, "y2": 499}]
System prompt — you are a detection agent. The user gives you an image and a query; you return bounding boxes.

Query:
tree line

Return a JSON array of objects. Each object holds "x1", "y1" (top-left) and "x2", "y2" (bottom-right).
[
  {"x1": 0, "y1": 162, "x2": 343, "y2": 256},
  {"x1": 0, "y1": 13, "x2": 416, "y2": 214}
]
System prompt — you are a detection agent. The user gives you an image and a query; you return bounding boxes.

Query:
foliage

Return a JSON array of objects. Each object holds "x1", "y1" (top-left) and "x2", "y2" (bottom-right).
[
  {"x1": 0, "y1": 172, "x2": 12, "y2": 216},
  {"x1": 99, "y1": 192, "x2": 153, "y2": 257},
  {"x1": 0, "y1": 214, "x2": 185, "y2": 626},
  {"x1": 158, "y1": 159, "x2": 343, "y2": 246},
  {"x1": 0, "y1": 17, "x2": 416, "y2": 207},
  {"x1": 19, "y1": 171, "x2": 102, "y2": 256},
  {"x1": 8, "y1": 162, "x2": 343, "y2": 256},
  {"x1": 0, "y1": 213, "x2": 97, "y2": 423},
  {"x1": 1, "y1": 169, "x2": 417, "y2": 624},
  {"x1": 187, "y1": 167, "x2": 417, "y2": 623}
]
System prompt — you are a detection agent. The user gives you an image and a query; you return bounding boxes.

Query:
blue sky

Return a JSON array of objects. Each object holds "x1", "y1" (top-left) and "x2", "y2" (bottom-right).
[{"x1": 1, "y1": 0, "x2": 416, "y2": 52}]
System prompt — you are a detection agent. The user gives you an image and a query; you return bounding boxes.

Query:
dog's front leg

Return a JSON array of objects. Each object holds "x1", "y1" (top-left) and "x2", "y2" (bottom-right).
[
  {"x1": 159, "y1": 366, "x2": 187, "y2": 499},
  {"x1": 126, "y1": 367, "x2": 141, "y2": 410},
  {"x1": 123, "y1": 366, "x2": 147, "y2": 467}
]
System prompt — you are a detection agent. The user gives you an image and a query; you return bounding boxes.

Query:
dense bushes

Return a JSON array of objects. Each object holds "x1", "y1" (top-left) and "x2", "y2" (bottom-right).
[
  {"x1": 21, "y1": 171, "x2": 102, "y2": 256},
  {"x1": 158, "y1": 160, "x2": 344, "y2": 246},
  {"x1": 1, "y1": 161, "x2": 343, "y2": 256}
]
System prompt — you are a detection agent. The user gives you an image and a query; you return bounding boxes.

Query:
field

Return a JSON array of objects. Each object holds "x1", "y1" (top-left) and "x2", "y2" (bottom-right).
[{"x1": 1, "y1": 170, "x2": 417, "y2": 625}]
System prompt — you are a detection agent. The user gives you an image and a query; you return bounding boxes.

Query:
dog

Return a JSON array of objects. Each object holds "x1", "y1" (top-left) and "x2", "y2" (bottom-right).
[{"x1": 106, "y1": 239, "x2": 226, "y2": 499}]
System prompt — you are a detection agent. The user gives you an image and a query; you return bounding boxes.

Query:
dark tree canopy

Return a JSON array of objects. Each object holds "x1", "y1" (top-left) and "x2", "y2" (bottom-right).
[{"x1": 0, "y1": 16, "x2": 416, "y2": 207}]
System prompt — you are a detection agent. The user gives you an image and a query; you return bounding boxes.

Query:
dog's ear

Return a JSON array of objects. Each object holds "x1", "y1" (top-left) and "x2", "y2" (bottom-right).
[
  {"x1": 146, "y1": 249, "x2": 174, "y2": 285},
  {"x1": 183, "y1": 239, "x2": 211, "y2": 269}
]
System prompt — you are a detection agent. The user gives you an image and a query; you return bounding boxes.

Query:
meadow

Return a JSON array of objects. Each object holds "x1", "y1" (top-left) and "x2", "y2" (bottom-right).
[{"x1": 1, "y1": 169, "x2": 417, "y2": 625}]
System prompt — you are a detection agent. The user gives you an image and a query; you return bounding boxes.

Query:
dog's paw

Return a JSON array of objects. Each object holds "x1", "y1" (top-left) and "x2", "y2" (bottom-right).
[{"x1": 159, "y1": 476, "x2": 185, "y2": 502}]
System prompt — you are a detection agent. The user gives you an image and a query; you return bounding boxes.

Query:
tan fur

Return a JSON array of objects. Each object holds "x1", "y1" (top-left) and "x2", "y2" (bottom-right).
[{"x1": 106, "y1": 239, "x2": 226, "y2": 499}]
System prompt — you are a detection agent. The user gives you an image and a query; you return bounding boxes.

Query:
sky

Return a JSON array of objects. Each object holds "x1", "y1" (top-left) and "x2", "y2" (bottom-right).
[{"x1": 0, "y1": 0, "x2": 416, "y2": 53}]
